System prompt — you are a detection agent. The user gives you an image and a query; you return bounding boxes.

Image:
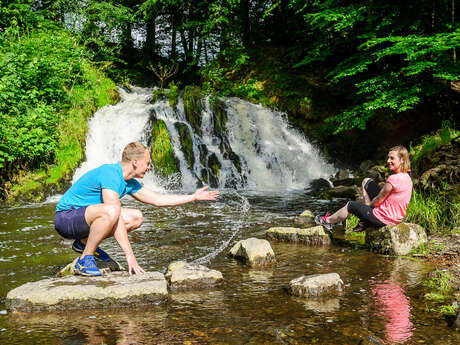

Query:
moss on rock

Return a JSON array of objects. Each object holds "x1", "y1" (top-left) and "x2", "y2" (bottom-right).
[
  {"x1": 151, "y1": 120, "x2": 179, "y2": 176},
  {"x1": 183, "y1": 85, "x2": 203, "y2": 135},
  {"x1": 175, "y1": 123, "x2": 195, "y2": 169}
]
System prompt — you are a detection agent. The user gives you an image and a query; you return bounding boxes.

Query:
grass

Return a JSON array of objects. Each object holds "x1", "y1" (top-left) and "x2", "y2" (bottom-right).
[
  {"x1": 405, "y1": 186, "x2": 459, "y2": 235},
  {"x1": 5, "y1": 63, "x2": 118, "y2": 203},
  {"x1": 422, "y1": 269, "x2": 457, "y2": 315}
]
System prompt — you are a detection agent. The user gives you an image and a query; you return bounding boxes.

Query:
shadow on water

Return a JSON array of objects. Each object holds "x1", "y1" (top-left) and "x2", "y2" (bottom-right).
[{"x1": 0, "y1": 191, "x2": 459, "y2": 344}]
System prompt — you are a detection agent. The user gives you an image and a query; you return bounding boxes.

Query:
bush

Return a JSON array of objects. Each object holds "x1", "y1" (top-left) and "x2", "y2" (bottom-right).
[{"x1": 0, "y1": 28, "x2": 87, "y2": 176}]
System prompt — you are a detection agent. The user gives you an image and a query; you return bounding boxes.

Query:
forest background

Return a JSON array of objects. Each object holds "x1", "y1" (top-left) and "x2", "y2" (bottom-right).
[{"x1": 0, "y1": 0, "x2": 459, "y2": 203}]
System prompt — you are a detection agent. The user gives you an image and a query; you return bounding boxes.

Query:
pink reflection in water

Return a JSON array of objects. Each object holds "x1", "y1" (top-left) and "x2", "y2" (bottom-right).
[{"x1": 371, "y1": 280, "x2": 413, "y2": 344}]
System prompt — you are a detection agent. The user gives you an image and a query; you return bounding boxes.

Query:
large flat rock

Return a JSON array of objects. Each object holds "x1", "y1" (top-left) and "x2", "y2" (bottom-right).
[
  {"x1": 365, "y1": 223, "x2": 428, "y2": 256},
  {"x1": 6, "y1": 271, "x2": 168, "y2": 312},
  {"x1": 266, "y1": 226, "x2": 331, "y2": 246}
]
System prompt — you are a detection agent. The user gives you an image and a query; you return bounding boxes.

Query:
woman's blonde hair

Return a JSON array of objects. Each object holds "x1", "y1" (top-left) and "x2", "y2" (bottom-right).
[
  {"x1": 122, "y1": 142, "x2": 149, "y2": 162},
  {"x1": 389, "y1": 145, "x2": 411, "y2": 173}
]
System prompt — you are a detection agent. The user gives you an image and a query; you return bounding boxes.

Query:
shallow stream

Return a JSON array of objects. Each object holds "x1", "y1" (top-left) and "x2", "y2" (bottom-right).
[{"x1": 0, "y1": 192, "x2": 458, "y2": 345}]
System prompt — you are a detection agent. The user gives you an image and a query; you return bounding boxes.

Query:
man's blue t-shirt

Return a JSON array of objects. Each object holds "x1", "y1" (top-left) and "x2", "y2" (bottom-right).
[{"x1": 56, "y1": 163, "x2": 142, "y2": 211}]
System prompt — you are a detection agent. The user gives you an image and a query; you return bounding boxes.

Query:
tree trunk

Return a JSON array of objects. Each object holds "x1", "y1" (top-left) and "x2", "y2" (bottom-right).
[
  {"x1": 144, "y1": 16, "x2": 156, "y2": 59},
  {"x1": 241, "y1": 0, "x2": 250, "y2": 47}
]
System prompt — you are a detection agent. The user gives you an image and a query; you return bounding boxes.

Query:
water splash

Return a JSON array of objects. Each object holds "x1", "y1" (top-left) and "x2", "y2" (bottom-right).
[{"x1": 192, "y1": 191, "x2": 250, "y2": 265}]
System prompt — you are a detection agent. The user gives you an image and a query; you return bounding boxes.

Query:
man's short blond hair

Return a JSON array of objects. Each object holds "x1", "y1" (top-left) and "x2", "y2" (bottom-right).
[{"x1": 122, "y1": 142, "x2": 149, "y2": 162}]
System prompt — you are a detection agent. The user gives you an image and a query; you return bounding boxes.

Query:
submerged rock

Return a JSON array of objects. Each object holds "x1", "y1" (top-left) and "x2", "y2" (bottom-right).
[
  {"x1": 228, "y1": 238, "x2": 276, "y2": 267},
  {"x1": 165, "y1": 261, "x2": 223, "y2": 291},
  {"x1": 6, "y1": 271, "x2": 168, "y2": 312},
  {"x1": 266, "y1": 226, "x2": 331, "y2": 246},
  {"x1": 294, "y1": 216, "x2": 316, "y2": 228},
  {"x1": 365, "y1": 222, "x2": 428, "y2": 256},
  {"x1": 289, "y1": 273, "x2": 343, "y2": 298}
]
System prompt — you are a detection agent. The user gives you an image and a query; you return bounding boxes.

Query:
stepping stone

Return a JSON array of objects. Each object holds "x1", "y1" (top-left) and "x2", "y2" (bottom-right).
[
  {"x1": 289, "y1": 273, "x2": 343, "y2": 298},
  {"x1": 165, "y1": 261, "x2": 223, "y2": 291},
  {"x1": 6, "y1": 272, "x2": 168, "y2": 312},
  {"x1": 294, "y1": 210, "x2": 316, "y2": 228},
  {"x1": 366, "y1": 222, "x2": 428, "y2": 256},
  {"x1": 266, "y1": 226, "x2": 331, "y2": 246},
  {"x1": 228, "y1": 238, "x2": 276, "y2": 267}
]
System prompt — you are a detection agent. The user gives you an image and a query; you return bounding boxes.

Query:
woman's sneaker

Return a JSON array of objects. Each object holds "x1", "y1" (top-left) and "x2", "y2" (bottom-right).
[
  {"x1": 72, "y1": 239, "x2": 111, "y2": 262},
  {"x1": 74, "y1": 255, "x2": 102, "y2": 277},
  {"x1": 315, "y1": 212, "x2": 333, "y2": 232}
]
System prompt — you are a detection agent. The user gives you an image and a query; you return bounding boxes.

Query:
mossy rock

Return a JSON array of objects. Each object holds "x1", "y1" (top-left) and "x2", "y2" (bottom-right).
[
  {"x1": 211, "y1": 98, "x2": 228, "y2": 137},
  {"x1": 175, "y1": 122, "x2": 195, "y2": 169},
  {"x1": 183, "y1": 85, "x2": 203, "y2": 135},
  {"x1": 151, "y1": 119, "x2": 179, "y2": 176}
]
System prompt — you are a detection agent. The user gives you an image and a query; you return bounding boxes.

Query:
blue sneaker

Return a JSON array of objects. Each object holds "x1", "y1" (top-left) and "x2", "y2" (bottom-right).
[
  {"x1": 74, "y1": 255, "x2": 102, "y2": 277},
  {"x1": 72, "y1": 239, "x2": 111, "y2": 262}
]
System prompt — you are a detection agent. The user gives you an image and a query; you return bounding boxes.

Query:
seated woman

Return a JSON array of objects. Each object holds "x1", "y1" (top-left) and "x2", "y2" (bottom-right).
[{"x1": 315, "y1": 145, "x2": 412, "y2": 232}]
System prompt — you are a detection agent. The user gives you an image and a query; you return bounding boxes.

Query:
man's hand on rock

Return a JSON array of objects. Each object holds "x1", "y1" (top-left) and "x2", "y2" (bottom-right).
[
  {"x1": 193, "y1": 186, "x2": 220, "y2": 201},
  {"x1": 126, "y1": 252, "x2": 145, "y2": 275}
]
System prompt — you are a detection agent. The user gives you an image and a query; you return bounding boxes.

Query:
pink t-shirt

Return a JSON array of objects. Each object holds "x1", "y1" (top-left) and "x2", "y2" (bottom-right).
[{"x1": 373, "y1": 172, "x2": 412, "y2": 225}]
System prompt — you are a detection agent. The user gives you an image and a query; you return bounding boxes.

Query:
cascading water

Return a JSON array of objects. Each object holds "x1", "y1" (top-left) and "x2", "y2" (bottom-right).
[
  {"x1": 73, "y1": 86, "x2": 334, "y2": 193},
  {"x1": 72, "y1": 86, "x2": 165, "y2": 191}
]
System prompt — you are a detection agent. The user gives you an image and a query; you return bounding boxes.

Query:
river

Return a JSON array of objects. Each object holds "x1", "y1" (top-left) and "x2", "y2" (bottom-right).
[{"x1": 0, "y1": 192, "x2": 459, "y2": 344}]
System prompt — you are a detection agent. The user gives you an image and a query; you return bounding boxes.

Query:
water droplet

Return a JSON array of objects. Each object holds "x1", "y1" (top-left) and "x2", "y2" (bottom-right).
[{"x1": 89, "y1": 316, "x2": 96, "y2": 319}]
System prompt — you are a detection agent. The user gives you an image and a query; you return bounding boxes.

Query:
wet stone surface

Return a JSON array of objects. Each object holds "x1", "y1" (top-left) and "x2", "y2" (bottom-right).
[
  {"x1": 165, "y1": 261, "x2": 223, "y2": 291},
  {"x1": 289, "y1": 273, "x2": 343, "y2": 298},
  {"x1": 6, "y1": 271, "x2": 168, "y2": 312},
  {"x1": 366, "y1": 223, "x2": 428, "y2": 256},
  {"x1": 266, "y1": 226, "x2": 331, "y2": 246},
  {"x1": 228, "y1": 237, "x2": 276, "y2": 267}
]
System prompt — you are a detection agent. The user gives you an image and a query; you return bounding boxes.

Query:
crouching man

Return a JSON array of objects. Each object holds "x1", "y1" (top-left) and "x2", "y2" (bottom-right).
[{"x1": 54, "y1": 142, "x2": 219, "y2": 276}]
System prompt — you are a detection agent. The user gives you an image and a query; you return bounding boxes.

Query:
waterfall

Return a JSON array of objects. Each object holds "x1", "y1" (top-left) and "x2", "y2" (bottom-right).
[
  {"x1": 72, "y1": 86, "x2": 165, "y2": 191},
  {"x1": 73, "y1": 86, "x2": 334, "y2": 192}
]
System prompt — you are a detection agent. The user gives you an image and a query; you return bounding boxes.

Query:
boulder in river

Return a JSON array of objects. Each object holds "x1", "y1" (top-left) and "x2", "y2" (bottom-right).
[
  {"x1": 165, "y1": 261, "x2": 223, "y2": 291},
  {"x1": 6, "y1": 271, "x2": 168, "y2": 312},
  {"x1": 365, "y1": 222, "x2": 428, "y2": 256},
  {"x1": 294, "y1": 210, "x2": 316, "y2": 228},
  {"x1": 266, "y1": 226, "x2": 331, "y2": 246},
  {"x1": 228, "y1": 238, "x2": 276, "y2": 267},
  {"x1": 289, "y1": 273, "x2": 343, "y2": 298}
]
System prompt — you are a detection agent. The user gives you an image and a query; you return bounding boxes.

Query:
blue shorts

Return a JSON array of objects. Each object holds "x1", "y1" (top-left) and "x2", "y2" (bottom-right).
[{"x1": 54, "y1": 206, "x2": 90, "y2": 240}]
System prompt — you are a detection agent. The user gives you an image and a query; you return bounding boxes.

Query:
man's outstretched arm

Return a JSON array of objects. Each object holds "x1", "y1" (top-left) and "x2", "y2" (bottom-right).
[{"x1": 132, "y1": 186, "x2": 219, "y2": 207}]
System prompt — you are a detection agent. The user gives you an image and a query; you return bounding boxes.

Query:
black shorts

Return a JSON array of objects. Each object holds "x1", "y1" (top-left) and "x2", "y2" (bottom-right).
[
  {"x1": 54, "y1": 206, "x2": 90, "y2": 240},
  {"x1": 347, "y1": 179, "x2": 386, "y2": 227}
]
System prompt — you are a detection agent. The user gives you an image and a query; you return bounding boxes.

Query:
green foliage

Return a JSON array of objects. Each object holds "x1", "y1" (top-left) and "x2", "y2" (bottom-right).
[
  {"x1": 0, "y1": 2, "x2": 117, "y2": 201},
  {"x1": 0, "y1": 26, "x2": 86, "y2": 174},
  {"x1": 410, "y1": 121, "x2": 459, "y2": 163},
  {"x1": 439, "y1": 304, "x2": 458, "y2": 316},
  {"x1": 405, "y1": 187, "x2": 459, "y2": 235},
  {"x1": 293, "y1": 0, "x2": 459, "y2": 132},
  {"x1": 423, "y1": 269, "x2": 453, "y2": 297},
  {"x1": 167, "y1": 80, "x2": 181, "y2": 108}
]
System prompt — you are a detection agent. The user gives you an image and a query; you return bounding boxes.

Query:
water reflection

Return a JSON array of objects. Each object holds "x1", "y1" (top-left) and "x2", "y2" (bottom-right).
[
  {"x1": 7, "y1": 308, "x2": 168, "y2": 345},
  {"x1": 371, "y1": 280, "x2": 413, "y2": 344}
]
